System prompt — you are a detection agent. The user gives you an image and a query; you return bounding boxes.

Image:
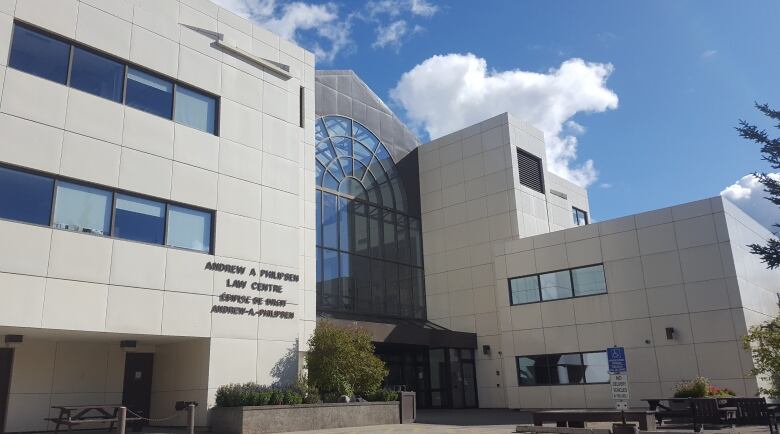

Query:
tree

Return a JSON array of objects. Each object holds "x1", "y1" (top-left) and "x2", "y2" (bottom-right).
[
  {"x1": 744, "y1": 316, "x2": 780, "y2": 396},
  {"x1": 736, "y1": 103, "x2": 780, "y2": 268},
  {"x1": 304, "y1": 321, "x2": 388, "y2": 399}
]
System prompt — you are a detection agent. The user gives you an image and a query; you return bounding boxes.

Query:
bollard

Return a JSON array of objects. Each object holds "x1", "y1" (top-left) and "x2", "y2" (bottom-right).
[
  {"x1": 187, "y1": 403, "x2": 196, "y2": 434},
  {"x1": 118, "y1": 406, "x2": 127, "y2": 434}
]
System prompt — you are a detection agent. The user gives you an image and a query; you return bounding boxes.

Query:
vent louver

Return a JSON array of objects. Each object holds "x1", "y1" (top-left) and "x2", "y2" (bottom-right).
[{"x1": 517, "y1": 148, "x2": 545, "y2": 194}]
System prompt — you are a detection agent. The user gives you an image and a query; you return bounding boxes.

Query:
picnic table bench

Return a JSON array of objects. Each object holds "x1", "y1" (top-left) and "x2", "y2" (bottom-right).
[
  {"x1": 45, "y1": 405, "x2": 141, "y2": 433},
  {"x1": 532, "y1": 409, "x2": 657, "y2": 431}
]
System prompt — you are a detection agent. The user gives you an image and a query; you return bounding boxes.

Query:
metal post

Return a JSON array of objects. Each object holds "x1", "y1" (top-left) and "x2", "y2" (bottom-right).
[
  {"x1": 187, "y1": 403, "x2": 196, "y2": 434},
  {"x1": 118, "y1": 406, "x2": 127, "y2": 434}
]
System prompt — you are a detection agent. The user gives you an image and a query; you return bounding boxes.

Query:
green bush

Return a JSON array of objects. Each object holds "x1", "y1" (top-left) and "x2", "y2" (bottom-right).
[
  {"x1": 305, "y1": 322, "x2": 388, "y2": 399},
  {"x1": 365, "y1": 389, "x2": 399, "y2": 402},
  {"x1": 673, "y1": 377, "x2": 710, "y2": 398},
  {"x1": 214, "y1": 383, "x2": 304, "y2": 407}
]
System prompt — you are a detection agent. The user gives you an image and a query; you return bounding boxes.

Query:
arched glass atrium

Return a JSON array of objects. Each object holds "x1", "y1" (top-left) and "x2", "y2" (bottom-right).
[{"x1": 315, "y1": 116, "x2": 425, "y2": 319}]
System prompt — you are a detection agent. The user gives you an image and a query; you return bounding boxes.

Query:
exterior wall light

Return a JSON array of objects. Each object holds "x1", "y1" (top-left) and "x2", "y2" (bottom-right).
[
  {"x1": 120, "y1": 340, "x2": 137, "y2": 349},
  {"x1": 4, "y1": 335, "x2": 23, "y2": 345},
  {"x1": 665, "y1": 327, "x2": 675, "y2": 340},
  {"x1": 482, "y1": 345, "x2": 491, "y2": 355}
]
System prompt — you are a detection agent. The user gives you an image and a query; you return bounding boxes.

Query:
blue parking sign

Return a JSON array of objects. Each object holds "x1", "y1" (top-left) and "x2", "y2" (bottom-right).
[{"x1": 607, "y1": 347, "x2": 627, "y2": 373}]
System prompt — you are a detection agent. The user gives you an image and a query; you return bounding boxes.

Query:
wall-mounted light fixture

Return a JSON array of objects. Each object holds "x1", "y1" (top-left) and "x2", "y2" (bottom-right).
[
  {"x1": 482, "y1": 345, "x2": 491, "y2": 355},
  {"x1": 4, "y1": 335, "x2": 23, "y2": 344},
  {"x1": 665, "y1": 327, "x2": 675, "y2": 340},
  {"x1": 120, "y1": 340, "x2": 137, "y2": 349}
]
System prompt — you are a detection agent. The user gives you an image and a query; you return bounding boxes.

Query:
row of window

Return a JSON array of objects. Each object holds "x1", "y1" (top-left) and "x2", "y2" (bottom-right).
[
  {"x1": 516, "y1": 351, "x2": 609, "y2": 386},
  {"x1": 0, "y1": 166, "x2": 213, "y2": 253},
  {"x1": 9, "y1": 22, "x2": 218, "y2": 134},
  {"x1": 509, "y1": 264, "x2": 606, "y2": 305},
  {"x1": 317, "y1": 247, "x2": 426, "y2": 319}
]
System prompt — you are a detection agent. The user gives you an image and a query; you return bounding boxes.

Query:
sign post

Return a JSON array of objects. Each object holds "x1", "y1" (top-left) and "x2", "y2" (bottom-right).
[{"x1": 607, "y1": 347, "x2": 629, "y2": 424}]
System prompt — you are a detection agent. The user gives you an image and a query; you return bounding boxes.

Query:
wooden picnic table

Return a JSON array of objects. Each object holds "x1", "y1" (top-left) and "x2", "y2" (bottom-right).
[
  {"x1": 46, "y1": 405, "x2": 140, "y2": 433},
  {"x1": 532, "y1": 409, "x2": 657, "y2": 431}
]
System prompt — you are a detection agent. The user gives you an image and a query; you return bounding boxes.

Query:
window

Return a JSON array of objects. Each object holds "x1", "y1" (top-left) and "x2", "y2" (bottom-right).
[
  {"x1": 315, "y1": 116, "x2": 424, "y2": 320},
  {"x1": 114, "y1": 194, "x2": 165, "y2": 244},
  {"x1": 53, "y1": 182, "x2": 113, "y2": 235},
  {"x1": 9, "y1": 24, "x2": 70, "y2": 84},
  {"x1": 8, "y1": 23, "x2": 219, "y2": 135},
  {"x1": 126, "y1": 68, "x2": 174, "y2": 119},
  {"x1": 572, "y1": 264, "x2": 607, "y2": 296},
  {"x1": 0, "y1": 166, "x2": 54, "y2": 225},
  {"x1": 509, "y1": 264, "x2": 607, "y2": 305},
  {"x1": 540, "y1": 270, "x2": 573, "y2": 301},
  {"x1": 166, "y1": 205, "x2": 212, "y2": 252},
  {"x1": 69, "y1": 47, "x2": 125, "y2": 102},
  {"x1": 517, "y1": 148, "x2": 545, "y2": 194},
  {"x1": 174, "y1": 85, "x2": 217, "y2": 134},
  {"x1": 573, "y1": 207, "x2": 588, "y2": 226},
  {"x1": 509, "y1": 275, "x2": 540, "y2": 305},
  {"x1": 517, "y1": 352, "x2": 608, "y2": 386}
]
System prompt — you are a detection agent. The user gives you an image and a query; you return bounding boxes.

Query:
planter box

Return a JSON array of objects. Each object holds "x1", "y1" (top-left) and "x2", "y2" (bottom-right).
[{"x1": 210, "y1": 401, "x2": 403, "y2": 434}]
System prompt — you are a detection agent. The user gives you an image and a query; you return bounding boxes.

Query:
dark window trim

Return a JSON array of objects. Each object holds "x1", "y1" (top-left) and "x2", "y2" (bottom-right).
[
  {"x1": 508, "y1": 263, "x2": 607, "y2": 306},
  {"x1": 0, "y1": 162, "x2": 215, "y2": 254},
  {"x1": 10, "y1": 20, "x2": 220, "y2": 136},
  {"x1": 515, "y1": 351, "x2": 610, "y2": 387},
  {"x1": 573, "y1": 206, "x2": 589, "y2": 226}
]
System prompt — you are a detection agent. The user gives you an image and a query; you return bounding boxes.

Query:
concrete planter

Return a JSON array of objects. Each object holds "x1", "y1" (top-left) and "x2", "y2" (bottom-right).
[{"x1": 210, "y1": 401, "x2": 404, "y2": 434}]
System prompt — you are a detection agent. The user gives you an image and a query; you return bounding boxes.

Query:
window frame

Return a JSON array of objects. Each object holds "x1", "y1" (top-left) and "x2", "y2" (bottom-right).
[
  {"x1": 0, "y1": 163, "x2": 215, "y2": 254},
  {"x1": 573, "y1": 206, "x2": 589, "y2": 226},
  {"x1": 8, "y1": 20, "x2": 220, "y2": 136},
  {"x1": 507, "y1": 263, "x2": 608, "y2": 306},
  {"x1": 516, "y1": 351, "x2": 610, "y2": 387}
]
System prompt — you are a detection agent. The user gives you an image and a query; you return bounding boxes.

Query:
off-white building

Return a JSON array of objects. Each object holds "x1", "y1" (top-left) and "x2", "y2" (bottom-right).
[
  {"x1": 0, "y1": 0, "x2": 779, "y2": 432},
  {"x1": 0, "y1": 0, "x2": 315, "y2": 431}
]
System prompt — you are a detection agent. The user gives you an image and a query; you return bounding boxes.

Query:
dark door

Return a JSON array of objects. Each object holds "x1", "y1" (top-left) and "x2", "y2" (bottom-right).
[
  {"x1": 122, "y1": 353, "x2": 154, "y2": 424},
  {"x1": 0, "y1": 349, "x2": 13, "y2": 434}
]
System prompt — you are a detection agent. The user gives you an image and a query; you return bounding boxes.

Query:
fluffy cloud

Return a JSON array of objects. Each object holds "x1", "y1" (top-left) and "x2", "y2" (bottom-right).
[
  {"x1": 721, "y1": 173, "x2": 780, "y2": 231},
  {"x1": 390, "y1": 54, "x2": 618, "y2": 186},
  {"x1": 210, "y1": 0, "x2": 348, "y2": 62},
  {"x1": 373, "y1": 20, "x2": 408, "y2": 49},
  {"x1": 366, "y1": 0, "x2": 438, "y2": 18},
  {"x1": 366, "y1": 0, "x2": 436, "y2": 50}
]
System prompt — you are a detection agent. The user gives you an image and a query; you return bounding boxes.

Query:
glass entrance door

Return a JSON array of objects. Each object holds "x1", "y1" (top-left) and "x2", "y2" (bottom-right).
[{"x1": 427, "y1": 347, "x2": 478, "y2": 409}]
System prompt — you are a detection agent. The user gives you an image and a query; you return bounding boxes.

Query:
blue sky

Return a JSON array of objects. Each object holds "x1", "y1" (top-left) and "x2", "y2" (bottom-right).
[{"x1": 216, "y1": 0, "x2": 780, "y2": 227}]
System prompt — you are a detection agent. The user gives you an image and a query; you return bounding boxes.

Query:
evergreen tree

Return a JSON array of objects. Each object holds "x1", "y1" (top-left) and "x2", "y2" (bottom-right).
[{"x1": 736, "y1": 103, "x2": 780, "y2": 269}]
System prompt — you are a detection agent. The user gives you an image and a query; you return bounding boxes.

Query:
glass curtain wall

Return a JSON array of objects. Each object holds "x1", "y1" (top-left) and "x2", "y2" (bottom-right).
[{"x1": 315, "y1": 116, "x2": 425, "y2": 320}]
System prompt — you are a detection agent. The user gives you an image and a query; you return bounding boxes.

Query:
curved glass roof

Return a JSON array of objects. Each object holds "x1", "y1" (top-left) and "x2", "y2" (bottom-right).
[{"x1": 315, "y1": 115, "x2": 408, "y2": 212}]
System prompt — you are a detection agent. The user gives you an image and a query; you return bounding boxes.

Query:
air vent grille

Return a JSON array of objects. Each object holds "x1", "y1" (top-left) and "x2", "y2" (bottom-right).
[{"x1": 517, "y1": 148, "x2": 545, "y2": 194}]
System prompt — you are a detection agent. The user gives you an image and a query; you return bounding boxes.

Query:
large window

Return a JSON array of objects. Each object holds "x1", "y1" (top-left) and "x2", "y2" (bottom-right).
[
  {"x1": 0, "y1": 165, "x2": 213, "y2": 253},
  {"x1": 8, "y1": 22, "x2": 218, "y2": 135},
  {"x1": 509, "y1": 264, "x2": 607, "y2": 305},
  {"x1": 315, "y1": 116, "x2": 424, "y2": 320},
  {"x1": 517, "y1": 351, "x2": 608, "y2": 386},
  {"x1": 573, "y1": 207, "x2": 589, "y2": 226},
  {"x1": 0, "y1": 166, "x2": 54, "y2": 225}
]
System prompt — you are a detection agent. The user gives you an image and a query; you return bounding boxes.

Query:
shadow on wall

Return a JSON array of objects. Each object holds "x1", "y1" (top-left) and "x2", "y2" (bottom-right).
[{"x1": 271, "y1": 340, "x2": 299, "y2": 386}]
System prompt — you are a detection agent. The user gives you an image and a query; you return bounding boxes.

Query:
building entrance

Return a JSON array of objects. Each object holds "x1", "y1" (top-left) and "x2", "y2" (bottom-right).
[
  {"x1": 122, "y1": 353, "x2": 154, "y2": 426},
  {"x1": 0, "y1": 349, "x2": 12, "y2": 433}
]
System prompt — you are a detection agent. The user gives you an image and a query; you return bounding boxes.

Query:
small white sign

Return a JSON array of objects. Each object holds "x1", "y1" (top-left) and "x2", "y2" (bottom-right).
[
  {"x1": 610, "y1": 373, "x2": 630, "y2": 401},
  {"x1": 616, "y1": 401, "x2": 629, "y2": 410}
]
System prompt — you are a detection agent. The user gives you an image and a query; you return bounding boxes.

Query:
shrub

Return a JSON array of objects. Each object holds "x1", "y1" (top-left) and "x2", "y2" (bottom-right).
[
  {"x1": 708, "y1": 385, "x2": 736, "y2": 397},
  {"x1": 673, "y1": 377, "x2": 710, "y2": 398},
  {"x1": 365, "y1": 389, "x2": 399, "y2": 402},
  {"x1": 214, "y1": 382, "x2": 304, "y2": 407},
  {"x1": 305, "y1": 322, "x2": 388, "y2": 398}
]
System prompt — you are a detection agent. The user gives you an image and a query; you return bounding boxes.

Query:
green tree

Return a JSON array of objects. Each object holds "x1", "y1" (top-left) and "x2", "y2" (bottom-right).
[
  {"x1": 736, "y1": 103, "x2": 780, "y2": 268},
  {"x1": 304, "y1": 322, "x2": 388, "y2": 399},
  {"x1": 744, "y1": 316, "x2": 780, "y2": 396}
]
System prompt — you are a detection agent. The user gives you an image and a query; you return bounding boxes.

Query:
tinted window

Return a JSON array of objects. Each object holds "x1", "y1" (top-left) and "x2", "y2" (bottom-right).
[
  {"x1": 166, "y1": 205, "x2": 211, "y2": 252},
  {"x1": 125, "y1": 68, "x2": 173, "y2": 119},
  {"x1": 510, "y1": 275, "x2": 540, "y2": 305},
  {"x1": 549, "y1": 353, "x2": 584, "y2": 385},
  {"x1": 517, "y1": 356, "x2": 549, "y2": 385},
  {"x1": 69, "y1": 47, "x2": 125, "y2": 102},
  {"x1": 572, "y1": 265, "x2": 607, "y2": 296},
  {"x1": 573, "y1": 207, "x2": 588, "y2": 226},
  {"x1": 53, "y1": 182, "x2": 113, "y2": 236},
  {"x1": 539, "y1": 270, "x2": 573, "y2": 300},
  {"x1": 321, "y1": 193, "x2": 338, "y2": 249},
  {"x1": 583, "y1": 352, "x2": 609, "y2": 383},
  {"x1": 9, "y1": 24, "x2": 71, "y2": 84},
  {"x1": 0, "y1": 167, "x2": 54, "y2": 225},
  {"x1": 114, "y1": 194, "x2": 165, "y2": 244},
  {"x1": 174, "y1": 85, "x2": 217, "y2": 134}
]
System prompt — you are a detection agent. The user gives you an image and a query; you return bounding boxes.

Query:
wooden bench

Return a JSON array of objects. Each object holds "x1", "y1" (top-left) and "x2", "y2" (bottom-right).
[
  {"x1": 532, "y1": 409, "x2": 657, "y2": 431},
  {"x1": 46, "y1": 405, "x2": 141, "y2": 433},
  {"x1": 516, "y1": 425, "x2": 610, "y2": 434}
]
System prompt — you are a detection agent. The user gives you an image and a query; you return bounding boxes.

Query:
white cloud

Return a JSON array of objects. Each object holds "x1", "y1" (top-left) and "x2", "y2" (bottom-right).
[
  {"x1": 373, "y1": 20, "x2": 409, "y2": 49},
  {"x1": 701, "y1": 49, "x2": 718, "y2": 59},
  {"x1": 721, "y1": 173, "x2": 780, "y2": 231},
  {"x1": 367, "y1": 0, "x2": 438, "y2": 18},
  {"x1": 410, "y1": 0, "x2": 438, "y2": 16},
  {"x1": 390, "y1": 53, "x2": 618, "y2": 187},
  {"x1": 211, "y1": 0, "x2": 349, "y2": 62}
]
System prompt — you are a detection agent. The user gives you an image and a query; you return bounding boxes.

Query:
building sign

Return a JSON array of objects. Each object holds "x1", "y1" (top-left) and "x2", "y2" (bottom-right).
[
  {"x1": 610, "y1": 374, "x2": 630, "y2": 401},
  {"x1": 206, "y1": 261, "x2": 298, "y2": 320},
  {"x1": 607, "y1": 347, "x2": 627, "y2": 374}
]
